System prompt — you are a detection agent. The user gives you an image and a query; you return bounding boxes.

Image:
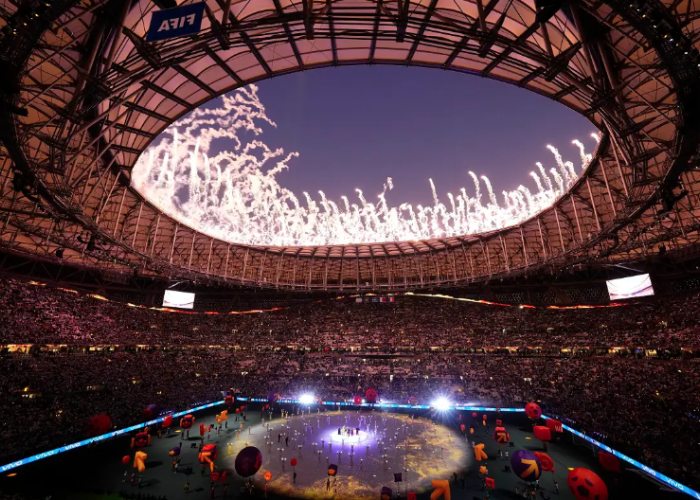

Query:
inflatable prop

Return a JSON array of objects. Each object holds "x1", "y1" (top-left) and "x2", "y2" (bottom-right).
[
  {"x1": 430, "y1": 479, "x2": 451, "y2": 500},
  {"x1": 525, "y1": 403, "x2": 542, "y2": 420},
  {"x1": 143, "y1": 404, "x2": 159, "y2": 420},
  {"x1": 121, "y1": 455, "x2": 130, "y2": 465},
  {"x1": 162, "y1": 415, "x2": 173, "y2": 428},
  {"x1": 234, "y1": 446, "x2": 263, "y2": 477},
  {"x1": 598, "y1": 452, "x2": 621, "y2": 472},
  {"x1": 567, "y1": 468, "x2": 608, "y2": 500},
  {"x1": 365, "y1": 389, "x2": 377, "y2": 404},
  {"x1": 86, "y1": 414, "x2": 111, "y2": 437},
  {"x1": 534, "y1": 426, "x2": 552, "y2": 442},
  {"x1": 493, "y1": 426, "x2": 510, "y2": 444},
  {"x1": 199, "y1": 444, "x2": 218, "y2": 472},
  {"x1": 534, "y1": 452, "x2": 554, "y2": 472},
  {"x1": 133, "y1": 451, "x2": 147, "y2": 473},
  {"x1": 180, "y1": 414, "x2": 195, "y2": 429},
  {"x1": 510, "y1": 450, "x2": 542, "y2": 482},
  {"x1": 354, "y1": 395, "x2": 362, "y2": 405},
  {"x1": 474, "y1": 443, "x2": 488, "y2": 461},
  {"x1": 131, "y1": 429, "x2": 150, "y2": 448},
  {"x1": 546, "y1": 418, "x2": 563, "y2": 433}
]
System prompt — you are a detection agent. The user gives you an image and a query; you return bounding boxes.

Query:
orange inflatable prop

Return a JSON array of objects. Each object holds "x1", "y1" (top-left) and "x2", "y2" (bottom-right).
[
  {"x1": 199, "y1": 443, "x2": 218, "y2": 472},
  {"x1": 430, "y1": 479, "x2": 451, "y2": 500},
  {"x1": 133, "y1": 451, "x2": 147, "y2": 473},
  {"x1": 474, "y1": 443, "x2": 488, "y2": 462},
  {"x1": 216, "y1": 410, "x2": 229, "y2": 425}
]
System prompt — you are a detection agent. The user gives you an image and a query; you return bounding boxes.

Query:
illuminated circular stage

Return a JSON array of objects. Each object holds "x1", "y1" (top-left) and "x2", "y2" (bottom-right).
[{"x1": 225, "y1": 411, "x2": 470, "y2": 500}]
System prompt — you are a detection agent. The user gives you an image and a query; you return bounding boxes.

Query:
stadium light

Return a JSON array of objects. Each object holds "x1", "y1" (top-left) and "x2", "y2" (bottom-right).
[
  {"x1": 433, "y1": 397, "x2": 451, "y2": 411},
  {"x1": 299, "y1": 394, "x2": 315, "y2": 406}
]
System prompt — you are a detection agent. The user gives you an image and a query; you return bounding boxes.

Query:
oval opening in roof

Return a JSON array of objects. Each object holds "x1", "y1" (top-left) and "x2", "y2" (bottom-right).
[{"x1": 132, "y1": 66, "x2": 596, "y2": 247}]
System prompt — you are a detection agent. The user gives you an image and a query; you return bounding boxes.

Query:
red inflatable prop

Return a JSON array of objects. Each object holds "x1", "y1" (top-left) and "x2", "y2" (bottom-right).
[
  {"x1": 533, "y1": 426, "x2": 551, "y2": 442},
  {"x1": 546, "y1": 418, "x2": 563, "y2": 433},
  {"x1": 534, "y1": 452, "x2": 554, "y2": 472},
  {"x1": 567, "y1": 468, "x2": 608, "y2": 500},
  {"x1": 121, "y1": 455, "x2": 130, "y2": 465},
  {"x1": 598, "y1": 451, "x2": 621, "y2": 472},
  {"x1": 365, "y1": 389, "x2": 378, "y2": 404},
  {"x1": 162, "y1": 415, "x2": 173, "y2": 428},
  {"x1": 180, "y1": 414, "x2": 195, "y2": 429},
  {"x1": 354, "y1": 395, "x2": 362, "y2": 405},
  {"x1": 86, "y1": 414, "x2": 112, "y2": 437},
  {"x1": 525, "y1": 402, "x2": 542, "y2": 419},
  {"x1": 291, "y1": 458, "x2": 297, "y2": 467},
  {"x1": 131, "y1": 430, "x2": 151, "y2": 448}
]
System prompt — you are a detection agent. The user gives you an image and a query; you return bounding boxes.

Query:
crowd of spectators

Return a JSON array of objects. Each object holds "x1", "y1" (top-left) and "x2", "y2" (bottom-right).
[
  {"x1": 1, "y1": 277, "x2": 699, "y2": 491},
  {"x1": 1, "y1": 277, "x2": 700, "y2": 350}
]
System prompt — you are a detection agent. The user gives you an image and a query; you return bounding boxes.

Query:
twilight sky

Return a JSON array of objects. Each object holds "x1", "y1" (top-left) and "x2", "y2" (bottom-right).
[{"x1": 243, "y1": 65, "x2": 596, "y2": 209}]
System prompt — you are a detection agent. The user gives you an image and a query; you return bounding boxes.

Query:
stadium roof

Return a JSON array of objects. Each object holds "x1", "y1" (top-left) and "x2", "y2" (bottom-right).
[{"x1": 1, "y1": 0, "x2": 700, "y2": 290}]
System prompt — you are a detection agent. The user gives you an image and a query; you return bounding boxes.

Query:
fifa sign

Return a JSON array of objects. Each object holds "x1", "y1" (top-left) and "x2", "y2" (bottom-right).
[{"x1": 147, "y1": 3, "x2": 205, "y2": 42}]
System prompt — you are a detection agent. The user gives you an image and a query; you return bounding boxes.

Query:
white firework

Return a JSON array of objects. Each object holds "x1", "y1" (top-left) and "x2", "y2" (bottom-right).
[{"x1": 132, "y1": 85, "x2": 599, "y2": 247}]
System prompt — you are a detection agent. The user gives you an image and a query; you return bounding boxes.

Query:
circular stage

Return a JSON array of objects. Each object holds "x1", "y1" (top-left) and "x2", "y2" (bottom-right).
[{"x1": 225, "y1": 411, "x2": 470, "y2": 500}]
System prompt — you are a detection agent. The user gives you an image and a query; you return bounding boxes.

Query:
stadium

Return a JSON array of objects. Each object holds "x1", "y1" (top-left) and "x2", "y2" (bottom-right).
[{"x1": 1, "y1": 0, "x2": 700, "y2": 499}]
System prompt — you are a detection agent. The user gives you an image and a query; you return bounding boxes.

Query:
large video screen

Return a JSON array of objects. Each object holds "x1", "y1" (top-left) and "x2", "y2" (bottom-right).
[
  {"x1": 162, "y1": 290, "x2": 195, "y2": 309},
  {"x1": 606, "y1": 274, "x2": 654, "y2": 301}
]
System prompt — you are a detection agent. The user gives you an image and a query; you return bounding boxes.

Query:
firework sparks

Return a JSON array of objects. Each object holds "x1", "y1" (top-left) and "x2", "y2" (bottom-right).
[{"x1": 132, "y1": 85, "x2": 599, "y2": 247}]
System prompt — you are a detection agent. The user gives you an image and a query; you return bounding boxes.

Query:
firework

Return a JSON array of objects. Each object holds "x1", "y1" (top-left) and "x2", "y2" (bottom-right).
[{"x1": 132, "y1": 85, "x2": 598, "y2": 247}]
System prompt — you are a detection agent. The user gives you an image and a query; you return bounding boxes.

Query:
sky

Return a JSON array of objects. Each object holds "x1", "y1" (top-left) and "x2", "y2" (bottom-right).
[{"x1": 241, "y1": 65, "x2": 596, "y2": 209}]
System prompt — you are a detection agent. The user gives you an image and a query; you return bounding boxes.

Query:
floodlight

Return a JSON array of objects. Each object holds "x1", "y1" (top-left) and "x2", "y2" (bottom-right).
[
  {"x1": 433, "y1": 398, "x2": 451, "y2": 411},
  {"x1": 299, "y1": 394, "x2": 315, "y2": 405}
]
